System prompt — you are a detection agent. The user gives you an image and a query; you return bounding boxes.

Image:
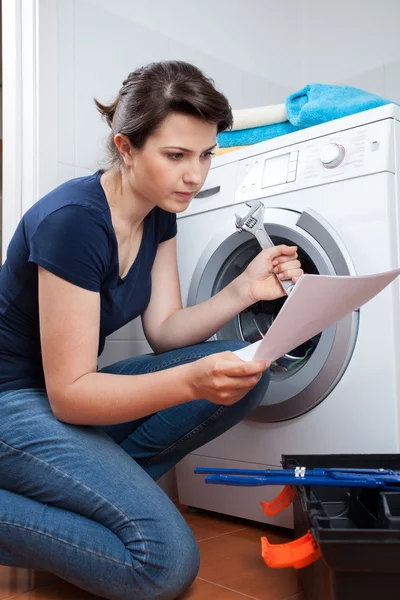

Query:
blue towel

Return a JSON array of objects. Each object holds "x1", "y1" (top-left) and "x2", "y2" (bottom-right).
[
  {"x1": 217, "y1": 83, "x2": 393, "y2": 148},
  {"x1": 217, "y1": 121, "x2": 299, "y2": 148},
  {"x1": 286, "y1": 83, "x2": 392, "y2": 127}
]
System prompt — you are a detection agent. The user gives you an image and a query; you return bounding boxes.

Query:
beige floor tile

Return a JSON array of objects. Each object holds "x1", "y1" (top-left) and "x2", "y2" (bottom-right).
[
  {"x1": 180, "y1": 577, "x2": 258, "y2": 599},
  {"x1": 4, "y1": 580, "x2": 100, "y2": 599},
  {"x1": 179, "y1": 505, "x2": 251, "y2": 541},
  {"x1": 197, "y1": 526, "x2": 302, "y2": 600},
  {"x1": 0, "y1": 568, "x2": 61, "y2": 599}
]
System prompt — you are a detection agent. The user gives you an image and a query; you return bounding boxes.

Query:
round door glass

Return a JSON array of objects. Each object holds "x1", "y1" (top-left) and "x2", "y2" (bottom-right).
[{"x1": 212, "y1": 235, "x2": 321, "y2": 381}]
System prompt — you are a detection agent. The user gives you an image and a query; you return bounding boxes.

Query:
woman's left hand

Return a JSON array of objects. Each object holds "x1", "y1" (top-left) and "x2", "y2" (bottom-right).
[{"x1": 241, "y1": 245, "x2": 304, "y2": 304}]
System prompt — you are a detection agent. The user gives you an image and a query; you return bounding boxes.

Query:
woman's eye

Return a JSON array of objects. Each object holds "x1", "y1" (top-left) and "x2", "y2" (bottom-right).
[{"x1": 167, "y1": 151, "x2": 215, "y2": 161}]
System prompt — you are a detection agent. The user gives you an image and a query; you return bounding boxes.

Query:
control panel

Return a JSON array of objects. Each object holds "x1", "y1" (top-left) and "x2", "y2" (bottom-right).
[{"x1": 235, "y1": 119, "x2": 394, "y2": 203}]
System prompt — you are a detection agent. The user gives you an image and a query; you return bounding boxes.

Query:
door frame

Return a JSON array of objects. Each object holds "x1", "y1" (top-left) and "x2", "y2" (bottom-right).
[{"x1": 2, "y1": 0, "x2": 58, "y2": 260}]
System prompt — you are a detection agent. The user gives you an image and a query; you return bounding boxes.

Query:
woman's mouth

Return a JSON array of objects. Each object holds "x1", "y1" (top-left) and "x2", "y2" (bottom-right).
[{"x1": 174, "y1": 191, "x2": 195, "y2": 200}]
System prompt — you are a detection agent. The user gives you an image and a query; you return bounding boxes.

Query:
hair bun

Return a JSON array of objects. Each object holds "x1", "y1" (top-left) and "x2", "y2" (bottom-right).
[{"x1": 93, "y1": 96, "x2": 119, "y2": 128}]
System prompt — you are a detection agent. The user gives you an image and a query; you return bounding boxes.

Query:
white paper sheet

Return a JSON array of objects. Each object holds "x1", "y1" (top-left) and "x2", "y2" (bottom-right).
[{"x1": 234, "y1": 268, "x2": 400, "y2": 363}]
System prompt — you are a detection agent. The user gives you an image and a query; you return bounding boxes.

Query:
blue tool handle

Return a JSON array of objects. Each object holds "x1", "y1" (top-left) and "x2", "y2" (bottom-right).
[
  {"x1": 196, "y1": 467, "x2": 399, "y2": 477},
  {"x1": 327, "y1": 468, "x2": 396, "y2": 477},
  {"x1": 196, "y1": 467, "x2": 400, "y2": 489},
  {"x1": 195, "y1": 467, "x2": 265, "y2": 475},
  {"x1": 204, "y1": 474, "x2": 388, "y2": 489},
  {"x1": 194, "y1": 467, "x2": 295, "y2": 476},
  {"x1": 205, "y1": 475, "x2": 275, "y2": 486}
]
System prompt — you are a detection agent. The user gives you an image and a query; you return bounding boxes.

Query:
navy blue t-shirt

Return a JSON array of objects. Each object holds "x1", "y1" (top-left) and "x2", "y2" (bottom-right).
[{"x1": 0, "y1": 170, "x2": 177, "y2": 392}]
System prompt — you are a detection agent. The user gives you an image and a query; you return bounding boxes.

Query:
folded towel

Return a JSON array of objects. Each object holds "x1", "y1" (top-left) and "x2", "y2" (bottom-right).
[
  {"x1": 215, "y1": 146, "x2": 245, "y2": 156},
  {"x1": 286, "y1": 83, "x2": 391, "y2": 127},
  {"x1": 217, "y1": 121, "x2": 298, "y2": 148},
  {"x1": 218, "y1": 83, "x2": 393, "y2": 148},
  {"x1": 231, "y1": 103, "x2": 287, "y2": 131}
]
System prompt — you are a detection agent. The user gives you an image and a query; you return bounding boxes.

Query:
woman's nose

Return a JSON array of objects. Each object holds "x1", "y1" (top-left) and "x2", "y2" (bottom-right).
[{"x1": 183, "y1": 162, "x2": 203, "y2": 186}]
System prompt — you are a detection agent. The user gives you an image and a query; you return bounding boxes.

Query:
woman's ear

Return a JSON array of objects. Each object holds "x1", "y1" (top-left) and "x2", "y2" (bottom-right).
[{"x1": 114, "y1": 133, "x2": 136, "y2": 167}]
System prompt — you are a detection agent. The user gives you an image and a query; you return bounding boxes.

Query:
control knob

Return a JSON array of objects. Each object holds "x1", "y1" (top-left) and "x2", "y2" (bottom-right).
[{"x1": 320, "y1": 143, "x2": 345, "y2": 168}]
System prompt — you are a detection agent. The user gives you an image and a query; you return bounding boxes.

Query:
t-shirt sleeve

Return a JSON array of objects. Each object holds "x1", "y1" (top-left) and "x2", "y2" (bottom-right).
[
  {"x1": 159, "y1": 210, "x2": 177, "y2": 243},
  {"x1": 28, "y1": 205, "x2": 110, "y2": 292}
]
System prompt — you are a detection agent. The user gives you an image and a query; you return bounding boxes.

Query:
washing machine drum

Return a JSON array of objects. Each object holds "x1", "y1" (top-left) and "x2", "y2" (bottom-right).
[
  {"x1": 214, "y1": 237, "x2": 321, "y2": 381},
  {"x1": 189, "y1": 209, "x2": 358, "y2": 422}
]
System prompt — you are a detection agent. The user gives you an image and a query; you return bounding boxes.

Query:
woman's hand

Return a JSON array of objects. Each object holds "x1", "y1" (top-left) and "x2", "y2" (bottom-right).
[
  {"x1": 241, "y1": 245, "x2": 303, "y2": 304},
  {"x1": 188, "y1": 351, "x2": 269, "y2": 405}
]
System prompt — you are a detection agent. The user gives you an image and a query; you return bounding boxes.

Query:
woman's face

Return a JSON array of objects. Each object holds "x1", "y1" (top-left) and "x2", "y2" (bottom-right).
[{"x1": 128, "y1": 112, "x2": 218, "y2": 213}]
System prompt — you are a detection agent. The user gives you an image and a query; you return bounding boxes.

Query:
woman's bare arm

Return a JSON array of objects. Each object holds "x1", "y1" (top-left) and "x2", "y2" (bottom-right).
[{"x1": 38, "y1": 267, "x2": 196, "y2": 425}]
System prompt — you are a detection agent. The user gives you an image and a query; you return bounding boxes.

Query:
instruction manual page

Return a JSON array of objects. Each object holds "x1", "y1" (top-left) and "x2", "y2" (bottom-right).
[{"x1": 234, "y1": 268, "x2": 400, "y2": 363}]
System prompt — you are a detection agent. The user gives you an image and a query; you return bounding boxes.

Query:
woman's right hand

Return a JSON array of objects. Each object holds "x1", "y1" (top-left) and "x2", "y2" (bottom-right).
[{"x1": 187, "y1": 351, "x2": 270, "y2": 406}]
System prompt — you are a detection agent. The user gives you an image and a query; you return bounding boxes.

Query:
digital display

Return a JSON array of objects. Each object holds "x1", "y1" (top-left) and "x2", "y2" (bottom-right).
[{"x1": 262, "y1": 153, "x2": 291, "y2": 188}]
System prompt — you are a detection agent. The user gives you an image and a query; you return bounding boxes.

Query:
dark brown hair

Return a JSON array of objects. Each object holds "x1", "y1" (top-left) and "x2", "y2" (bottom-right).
[{"x1": 94, "y1": 61, "x2": 233, "y2": 168}]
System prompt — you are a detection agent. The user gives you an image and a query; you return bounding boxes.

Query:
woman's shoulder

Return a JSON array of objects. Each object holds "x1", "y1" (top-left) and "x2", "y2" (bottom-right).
[
  {"x1": 24, "y1": 171, "x2": 112, "y2": 233},
  {"x1": 22, "y1": 174, "x2": 116, "y2": 289},
  {"x1": 42, "y1": 170, "x2": 109, "y2": 215}
]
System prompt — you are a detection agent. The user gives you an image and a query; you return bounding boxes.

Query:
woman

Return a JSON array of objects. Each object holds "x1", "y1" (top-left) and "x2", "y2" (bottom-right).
[{"x1": 0, "y1": 61, "x2": 303, "y2": 600}]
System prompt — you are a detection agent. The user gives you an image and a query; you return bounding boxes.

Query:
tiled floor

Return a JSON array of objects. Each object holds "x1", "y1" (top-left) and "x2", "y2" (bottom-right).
[
  {"x1": 179, "y1": 506, "x2": 304, "y2": 600},
  {"x1": 0, "y1": 506, "x2": 304, "y2": 599}
]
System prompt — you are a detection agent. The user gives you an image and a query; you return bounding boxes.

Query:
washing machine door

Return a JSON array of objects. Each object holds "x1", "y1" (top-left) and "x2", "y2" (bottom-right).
[{"x1": 187, "y1": 207, "x2": 359, "y2": 422}]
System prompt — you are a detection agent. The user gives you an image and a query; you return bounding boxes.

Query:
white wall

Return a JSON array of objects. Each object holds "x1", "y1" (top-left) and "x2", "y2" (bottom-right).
[
  {"x1": 300, "y1": 0, "x2": 400, "y2": 100},
  {"x1": 82, "y1": 0, "x2": 303, "y2": 89},
  {"x1": 57, "y1": 0, "x2": 290, "y2": 179},
  {"x1": 75, "y1": 0, "x2": 400, "y2": 99}
]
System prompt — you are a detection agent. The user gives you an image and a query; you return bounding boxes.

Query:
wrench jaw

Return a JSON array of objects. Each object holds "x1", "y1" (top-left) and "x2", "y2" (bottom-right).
[
  {"x1": 234, "y1": 215, "x2": 256, "y2": 235},
  {"x1": 242, "y1": 215, "x2": 258, "y2": 232},
  {"x1": 234, "y1": 212, "x2": 244, "y2": 232},
  {"x1": 234, "y1": 200, "x2": 265, "y2": 234}
]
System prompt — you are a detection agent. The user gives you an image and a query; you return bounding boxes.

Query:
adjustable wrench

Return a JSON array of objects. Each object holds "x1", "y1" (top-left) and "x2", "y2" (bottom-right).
[{"x1": 235, "y1": 200, "x2": 295, "y2": 296}]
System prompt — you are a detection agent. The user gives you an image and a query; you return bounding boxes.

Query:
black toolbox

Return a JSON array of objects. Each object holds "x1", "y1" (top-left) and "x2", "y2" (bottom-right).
[{"x1": 281, "y1": 454, "x2": 400, "y2": 600}]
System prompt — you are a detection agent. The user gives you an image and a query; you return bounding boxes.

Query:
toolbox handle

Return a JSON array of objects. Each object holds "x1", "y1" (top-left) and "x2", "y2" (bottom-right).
[
  {"x1": 261, "y1": 485, "x2": 297, "y2": 516},
  {"x1": 261, "y1": 530, "x2": 321, "y2": 570}
]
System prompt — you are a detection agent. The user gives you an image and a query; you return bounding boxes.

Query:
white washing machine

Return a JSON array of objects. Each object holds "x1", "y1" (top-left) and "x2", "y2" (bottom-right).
[{"x1": 175, "y1": 104, "x2": 400, "y2": 528}]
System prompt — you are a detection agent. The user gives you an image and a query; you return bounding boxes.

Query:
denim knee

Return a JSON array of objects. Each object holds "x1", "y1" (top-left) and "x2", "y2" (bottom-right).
[
  {"x1": 233, "y1": 367, "x2": 271, "y2": 420},
  {"x1": 130, "y1": 515, "x2": 200, "y2": 600},
  {"x1": 159, "y1": 524, "x2": 200, "y2": 600},
  {"x1": 200, "y1": 339, "x2": 249, "y2": 354}
]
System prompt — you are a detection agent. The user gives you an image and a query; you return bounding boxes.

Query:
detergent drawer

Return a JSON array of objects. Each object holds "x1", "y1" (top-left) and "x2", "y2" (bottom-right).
[{"x1": 177, "y1": 161, "x2": 238, "y2": 218}]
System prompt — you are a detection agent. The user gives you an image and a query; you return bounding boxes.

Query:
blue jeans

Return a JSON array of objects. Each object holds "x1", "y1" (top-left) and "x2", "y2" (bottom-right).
[{"x1": 0, "y1": 340, "x2": 270, "y2": 600}]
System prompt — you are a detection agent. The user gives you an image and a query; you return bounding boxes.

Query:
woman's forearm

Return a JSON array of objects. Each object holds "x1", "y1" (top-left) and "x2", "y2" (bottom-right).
[
  {"x1": 53, "y1": 363, "x2": 196, "y2": 426},
  {"x1": 153, "y1": 274, "x2": 252, "y2": 353}
]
